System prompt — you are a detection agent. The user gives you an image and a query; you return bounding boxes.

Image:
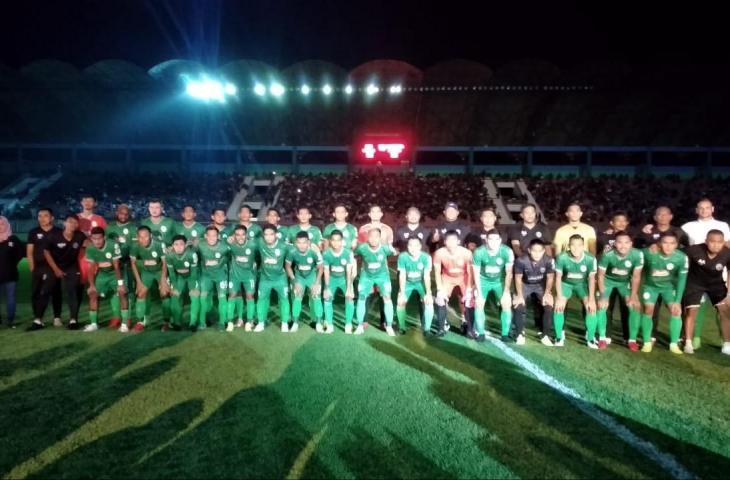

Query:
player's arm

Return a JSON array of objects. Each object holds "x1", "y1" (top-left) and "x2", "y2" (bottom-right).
[
  {"x1": 313, "y1": 253, "x2": 324, "y2": 294},
  {"x1": 433, "y1": 252, "x2": 444, "y2": 293},
  {"x1": 465, "y1": 251, "x2": 474, "y2": 291},
  {"x1": 87, "y1": 259, "x2": 98, "y2": 295},
  {"x1": 544, "y1": 272, "x2": 555, "y2": 306},
  {"x1": 629, "y1": 265, "x2": 643, "y2": 309},
  {"x1": 471, "y1": 256, "x2": 483, "y2": 299},
  {"x1": 423, "y1": 256, "x2": 433, "y2": 296},
  {"x1": 43, "y1": 247, "x2": 63, "y2": 278},
  {"x1": 552, "y1": 230, "x2": 563, "y2": 256},
  {"x1": 674, "y1": 256, "x2": 689, "y2": 304},
  {"x1": 398, "y1": 268, "x2": 407, "y2": 302},
  {"x1": 285, "y1": 259, "x2": 296, "y2": 282},
  {"x1": 503, "y1": 251, "x2": 515, "y2": 299},
  {"x1": 587, "y1": 229, "x2": 597, "y2": 256},
  {"x1": 597, "y1": 257, "x2": 608, "y2": 308},
  {"x1": 586, "y1": 258, "x2": 597, "y2": 312},
  {"x1": 159, "y1": 257, "x2": 170, "y2": 296},
  {"x1": 113, "y1": 257, "x2": 127, "y2": 295},
  {"x1": 346, "y1": 253, "x2": 355, "y2": 298},
  {"x1": 513, "y1": 272, "x2": 525, "y2": 306},
  {"x1": 26, "y1": 239, "x2": 35, "y2": 272}
]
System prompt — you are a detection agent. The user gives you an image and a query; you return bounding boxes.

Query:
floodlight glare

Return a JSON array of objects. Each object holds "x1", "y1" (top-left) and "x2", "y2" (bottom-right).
[
  {"x1": 322, "y1": 84, "x2": 333, "y2": 95},
  {"x1": 254, "y1": 83, "x2": 267, "y2": 96},
  {"x1": 301, "y1": 84, "x2": 311, "y2": 95},
  {"x1": 270, "y1": 83, "x2": 286, "y2": 97}
]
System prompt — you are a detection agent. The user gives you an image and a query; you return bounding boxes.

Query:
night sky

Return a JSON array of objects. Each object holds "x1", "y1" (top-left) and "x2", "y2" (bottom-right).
[{"x1": 2, "y1": 0, "x2": 727, "y2": 69}]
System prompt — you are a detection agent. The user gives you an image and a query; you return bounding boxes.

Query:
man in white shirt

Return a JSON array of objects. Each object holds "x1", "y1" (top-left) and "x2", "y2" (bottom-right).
[{"x1": 681, "y1": 198, "x2": 730, "y2": 350}]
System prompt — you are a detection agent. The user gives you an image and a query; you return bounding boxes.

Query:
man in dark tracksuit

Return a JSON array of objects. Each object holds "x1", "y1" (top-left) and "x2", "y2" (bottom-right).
[
  {"x1": 512, "y1": 239, "x2": 556, "y2": 345},
  {"x1": 27, "y1": 208, "x2": 63, "y2": 328}
]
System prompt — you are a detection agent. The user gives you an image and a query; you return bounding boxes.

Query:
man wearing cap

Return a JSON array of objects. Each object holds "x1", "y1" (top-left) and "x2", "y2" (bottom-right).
[{"x1": 432, "y1": 202, "x2": 471, "y2": 248}]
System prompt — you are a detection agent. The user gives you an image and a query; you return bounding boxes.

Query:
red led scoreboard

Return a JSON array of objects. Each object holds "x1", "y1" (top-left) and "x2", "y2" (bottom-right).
[{"x1": 356, "y1": 132, "x2": 412, "y2": 164}]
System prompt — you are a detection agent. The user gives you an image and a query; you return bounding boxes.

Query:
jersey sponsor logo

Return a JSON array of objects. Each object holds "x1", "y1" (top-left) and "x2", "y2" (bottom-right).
[
  {"x1": 447, "y1": 268, "x2": 463, "y2": 275},
  {"x1": 176, "y1": 268, "x2": 190, "y2": 274},
  {"x1": 143, "y1": 259, "x2": 157, "y2": 266},
  {"x1": 527, "y1": 275, "x2": 544, "y2": 282},
  {"x1": 205, "y1": 260, "x2": 218, "y2": 266},
  {"x1": 652, "y1": 270, "x2": 669, "y2": 277},
  {"x1": 408, "y1": 271, "x2": 422, "y2": 279},
  {"x1": 98, "y1": 261, "x2": 112, "y2": 268},
  {"x1": 567, "y1": 272, "x2": 584, "y2": 280},
  {"x1": 331, "y1": 266, "x2": 345, "y2": 273},
  {"x1": 298, "y1": 265, "x2": 312, "y2": 271},
  {"x1": 611, "y1": 268, "x2": 629, "y2": 276},
  {"x1": 368, "y1": 262, "x2": 382, "y2": 270},
  {"x1": 484, "y1": 266, "x2": 501, "y2": 274},
  {"x1": 264, "y1": 258, "x2": 277, "y2": 265},
  {"x1": 235, "y1": 256, "x2": 249, "y2": 263}
]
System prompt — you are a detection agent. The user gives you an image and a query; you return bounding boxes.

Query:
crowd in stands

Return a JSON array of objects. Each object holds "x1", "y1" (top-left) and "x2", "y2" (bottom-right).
[
  {"x1": 276, "y1": 172, "x2": 493, "y2": 225},
  {"x1": 525, "y1": 175, "x2": 730, "y2": 225}
]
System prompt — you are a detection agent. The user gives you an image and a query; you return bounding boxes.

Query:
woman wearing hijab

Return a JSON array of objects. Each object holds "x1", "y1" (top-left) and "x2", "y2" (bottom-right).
[{"x1": 0, "y1": 216, "x2": 25, "y2": 327}]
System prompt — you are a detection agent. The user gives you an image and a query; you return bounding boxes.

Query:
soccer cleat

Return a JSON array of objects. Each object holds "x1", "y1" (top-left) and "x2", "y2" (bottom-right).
[
  {"x1": 324, "y1": 324, "x2": 335, "y2": 334},
  {"x1": 226, "y1": 321, "x2": 235, "y2": 332},
  {"x1": 461, "y1": 322, "x2": 469, "y2": 336},
  {"x1": 254, "y1": 322, "x2": 265, "y2": 333},
  {"x1": 132, "y1": 322, "x2": 145, "y2": 333},
  {"x1": 651, "y1": 337, "x2": 657, "y2": 344},
  {"x1": 555, "y1": 335, "x2": 565, "y2": 347},
  {"x1": 119, "y1": 322, "x2": 129, "y2": 333},
  {"x1": 385, "y1": 326, "x2": 396, "y2": 337},
  {"x1": 443, "y1": 322, "x2": 450, "y2": 332},
  {"x1": 67, "y1": 319, "x2": 79, "y2": 330},
  {"x1": 541, "y1": 336, "x2": 554, "y2": 347},
  {"x1": 28, "y1": 320, "x2": 44, "y2": 331},
  {"x1": 641, "y1": 342, "x2": 653, "y2": 353},
  {"x1": 108, "y1": 318, "x2": 121, "y2": 329},
  {"x1": 53, "y1": 317, "x2": 63, "y2": 328},
  {"x1": 435, "y1": 329, "x2": 447, "y2": 338},
  {"x1": 315, "y1": 322, "x2": 324, "y2": 333},
  {"x1": 290, "y1": 322, "x2": 299, "y2": 333},
  {"x1": 281, "y1": 323, "x2": 289, "y2": 333},
  {"x1": 500, "y1": 335, "x2": 511, "y2": 342},
  {"x1": 516, "y1": 334, "x2": 526, "y2": 346},
  {"x1": 236, "y1": 319, "x2": 244, "y2": 328},
  {"x1": 683, "y1": 342, "x2": 694, "y2": 354},
  {"x1": 692, "y1": 336, "x2": 702, "y2": 350},
  {"x1": 605, "y1": 337, "x2": 612, "y2": 345},
  {"x1": 344, "y1": 324, "x2": 353, "y2": 334},
  {"x1": 721, "y1": 342, "x2": 730, "y2": 356},
  {"x1": 587, "y1": 340, "x2": 599, "y2": 350},
  {"x1": 598, "y1": 339, "x2": 608, "y2": 350},
  {"x1": 669, "y1": 343, "x2": 683, "y2": 355},
  {"x1": 354, "y1": 325, "x2": 364, "y2": 335},
  {"x1": 83, "y1": 323, "x2": 99, "y2": 333},
  {"x1": 244, "y1": 321, "x2": 253, "y2": 332},
  {"x1": 627, "y1": 340, "x2": 639, "y2": 352},
  {"x1": 475, "y1": 334, "x2": 486, "y2": 343}
]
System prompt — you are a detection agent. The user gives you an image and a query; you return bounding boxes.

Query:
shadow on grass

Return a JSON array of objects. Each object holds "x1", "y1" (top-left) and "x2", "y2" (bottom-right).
[
  {"x1": 0, "y1": 341, "x2": 90, "y2": 379},
  {"x1": 0, "y1": 333, "x2": 185, "y2": 475},
  {"x1": 369, "y1": 335, "x2": 730, "y2": 479}
]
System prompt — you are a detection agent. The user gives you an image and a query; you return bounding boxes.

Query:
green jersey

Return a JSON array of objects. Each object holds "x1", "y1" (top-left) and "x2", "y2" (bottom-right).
[
  {"x1": 323, "y1": 222, "x2": 358, "y2": 248},
  {"x1": 355, "y1": 243, "x2": 396, "y2": 277},
  {"x1": 397, "y1": 251, "x2": 432, "y2": 285},
  {"x1": 642, "y1": 249, "x2": 688, "y2": 289},
  {"x1": 229, "y1": 240, "x2": 258, "y2": 276},
  {"x1": 86, "y1": 240, "x2": 122, "y2": 274},
  {"x1": 225, "y1": 222, "x2": 262, "y2": 242},
  {"x1": 323, "y1": 248, "x2": 355, "y2": 279},
  {"x1": 472, "y1": 244, "x2": 514, "y2": 283},
  {"x1": 198, "y1": 241, "x2": 230, "y2": 278},
  {"x1": 258, "y1": 240, "x2": 288, "y2": 281},
  {"x1": 130, "y1": 240, "x2": 166, "y2": 273},
  {"x1": 176, "y1": 222, "x2": 206, "y2": 243},
  {"x1": 105, "y1": 222, "x2": 137, "y2": 258},
  {"x1": 165, "y1": 248, "x2": 199, "y2": 279},
  {"x1": 599, "y1": 248, "x2": 644, "y2": 283},
  {"x1": 286, "y1": 247, "x2": 323, "y2": 280},
  {"x1": 141, "y1": 217, "x2": 176, "y2": 246},
  {"x1": 555, "y1": 252, "x2": 597, "y2": 286},
  {"x1": 287, "y1": 225, "x2": 323, "y2": 245}
]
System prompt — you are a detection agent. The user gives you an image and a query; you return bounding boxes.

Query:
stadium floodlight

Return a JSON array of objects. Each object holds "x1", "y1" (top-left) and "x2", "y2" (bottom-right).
[
  {"x1": 224, "y1": 82, "x2": 237, "y2": 95},
  {"x1": 322, "y1": 84, "x2": 333, "y2": 95},
  {"x1": 366, "y1": 84, "x2": 380, "y2": 95},
  {"x1": 344, "y1": 84, "x2": 354, "y2": 95},
  {"x1": 300, "y1": 84, "x2": 311, "y2": 95},
  {"x1": 184, "y1": 76, "x2": 231, "y2": 103},
  {"x1": 254, "y1": 83, "x2": 267, "y2": 96},
  {"x1": 389, "y1": 84, "x2": 402, "y2": 94},
  {"x1": 270, "y1": 83, "x2": 286, "y2": 97}
]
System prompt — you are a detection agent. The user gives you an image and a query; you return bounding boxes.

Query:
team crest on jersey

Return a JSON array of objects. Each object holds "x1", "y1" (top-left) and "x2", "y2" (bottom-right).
[
  {"x1": 341, "y1": 259, "x2": 347, "y2": 265},
  {"x1": 377, "y1": 254, "x2": 383, "y2": 260},
  {"x1": 521, "y1": 230, "x2": 527, "y2": 237},
  {"x1": 275, "y1": 248, "x2": 281, "y2": 256},
  {"x1": 192, "y1": 230, "x2": 198, "y2": 237},
  {"x1": 245, "y1": 249, "x2": 251, "y2": 255},
  {"x1": 307, "y1": 257, "x2": 313, "y2": 264},
  {"x1": 73, "y1": 242, "x2": 79, "y2": 248},
  {"x1": 716, "y1": 263, "x2": 724, "y2": 271},
  {"x1": 105, "y1": 252, "x2": 112, "y2": 259},
  {"x1": 624, "y1": 260, "x2": 632, "y2": 268},
  {"x1": 540, "y1": 267, "x2": 546, "y2": 273},
  {"x1": 184, "y1": 261, "x2": 190, "y2": 267},
  {"x1": 404, "y1": 233, "x2": 410, "y2": 238},
  {"x1": 215, "y1": 252, "x2": 221, "y2": 259},
  {"x1": 91, "y1": 221, "x2": 97, "y2": 227},
  {"x1": 496, "y1": 258, "x2": 503, "y2": 265},
  {"x1": 418, "y1": 263, "x2": 424, "y2": 270},
  {"x1": 37, "y1": 233, "x2": 43, "y2": 239},
  {"x1": 123, "y1": 228, "x2": 129, "y2": 235},
  {"x1": 152, "y1": 251, "x2": 158, "y2": 258},
  {"x1": 698, "y1": 259, "x2": 706, "y2": 266},
  {"x1": 580, "y1": 265, "x2": 587, "y2": 272},
  {"x1": 536, "y1": 231, "x2": 543, "y2": 238},
  {"x1": 667, "y1": 263, "x2": 674, "y2": 270},
  {"x1": 161, "y1": 226, "x2": 167, "y2": 232},
  {"x1": 417, "y1": 232, "x2": 423, "y2": 239}
]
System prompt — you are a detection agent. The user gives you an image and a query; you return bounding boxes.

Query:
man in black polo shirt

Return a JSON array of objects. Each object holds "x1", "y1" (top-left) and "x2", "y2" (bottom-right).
[
  {"x1": 432, "y1": 202, "x2": 471, "y2": 248},
  {"x1": 27, "y1": 207, "x2": 63, "y2": 328},
  {"x1": 681, "y1": 229, "x2": 730, "y2": 355},
  {"x1": 30, "y1": 214, "x2": 87, "y2": 330},
  {"x1": 637, "y1": 206, "x2": 689, "y2": 249},
  {"x1": 512, "y1": 239, "x2": 555, "y2": 346},
  {"x1": 395, "y1": 207, "x2": 431, "y2": 251},
  {"x1": 507, "y1": 204, "x2": 552, "y2": 258},
  {"x1": 597, "y1": 211, "x2": 635, "y2": 255}
]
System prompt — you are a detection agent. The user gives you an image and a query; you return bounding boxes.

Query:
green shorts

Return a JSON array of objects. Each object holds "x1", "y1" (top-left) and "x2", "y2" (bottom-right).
[
  {"x1": 479, "y1": 280, "x2": 504, "y2": 301},
  {"x1": 230, "y1": 271, "x2": 256, "y2": 295},
  {"x1": 401, "y1": 283, "x2": 426, "y2": 302},
  {"x1": 326, "y1": 277, "x2": 349, "y2": 299},
  {"x1": 640, "y1": 285, "x2": 677, "y2": 305},
  {"x1": 560, "y1": 282, "x2": 589, "y2": 300},
  {"x1": 201, "y1": 275, "x2": 229, "y2": 297},
  {"x1": 602, "y1": 279, "x2": 630, "y2": 301},
  {"x1": 95, "y1": 272, "x2": 120, "y2": 299},
  {"x1": 139, "y1": 269, "x2": 162, "y2": 290},
  {"x1": 357, "y1": 275, "x2": 392, "y2": 299},
  {"x1": 258, "y1": 277, "x2": 289, "y2": 300},
  {"x1": 170, "y1": 275, "x2": 200, "y2": 297},
  {"x1": 292, "y1": 275, "x2": 321, "y2": 298}
]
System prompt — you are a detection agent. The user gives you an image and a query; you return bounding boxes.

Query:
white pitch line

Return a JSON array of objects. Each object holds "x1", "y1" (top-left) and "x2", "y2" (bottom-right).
[{"x1": 445, "y1": 306, "x2": 695, "y2": 480}]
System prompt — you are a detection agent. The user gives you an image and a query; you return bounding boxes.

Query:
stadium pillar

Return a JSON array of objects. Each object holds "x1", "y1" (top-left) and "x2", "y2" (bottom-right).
[{"x1": 467, "y1": 148, "x2": 474, "y2": 175}]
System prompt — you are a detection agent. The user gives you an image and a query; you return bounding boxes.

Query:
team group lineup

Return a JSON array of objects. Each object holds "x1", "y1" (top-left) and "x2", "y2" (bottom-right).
[{"x1": 12, "y1": 194, "x2": 730, "y2": 357}]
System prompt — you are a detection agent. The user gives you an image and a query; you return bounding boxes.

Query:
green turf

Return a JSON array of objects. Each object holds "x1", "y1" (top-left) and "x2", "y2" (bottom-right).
[{"x1": 0, "y1": 259, "x2": 729, "y2": 479}]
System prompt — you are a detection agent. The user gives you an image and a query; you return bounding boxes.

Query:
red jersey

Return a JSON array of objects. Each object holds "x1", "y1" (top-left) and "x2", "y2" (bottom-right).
[
  {"x1": 357, "y1": 223, "x2": 394, "y2": 245},
  {"x1": 434, "y1": 246, "x2": 473, "y2": 283},
  {"x1": 77, "y1": 213, "x2": 107, "y2": 238}
]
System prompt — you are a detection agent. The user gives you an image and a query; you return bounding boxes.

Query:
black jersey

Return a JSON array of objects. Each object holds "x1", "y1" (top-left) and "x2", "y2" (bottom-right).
[
  {"x1": 43, "y1": 230, "x2": 86, "y2": 270},
  {"x1": 685, "y1": 244, "x2": 730, "y2": 287}
]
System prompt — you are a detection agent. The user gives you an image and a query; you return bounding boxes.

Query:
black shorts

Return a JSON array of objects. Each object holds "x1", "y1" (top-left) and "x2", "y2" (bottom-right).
[{"x1": 682, "y1": 282, "x2": 728, "y2": 309}]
